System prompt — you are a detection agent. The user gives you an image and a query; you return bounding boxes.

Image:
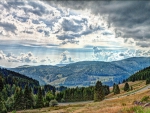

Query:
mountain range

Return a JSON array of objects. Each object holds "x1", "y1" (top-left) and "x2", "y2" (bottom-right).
[{"x1": 9, "y1": 57, "x2": 150, "y2": 87}]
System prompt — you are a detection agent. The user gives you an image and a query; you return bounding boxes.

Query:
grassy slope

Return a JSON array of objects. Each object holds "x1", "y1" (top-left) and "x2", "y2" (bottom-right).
[{"x1": 12, "y1": 80, "x2": 149, "y2": 113}]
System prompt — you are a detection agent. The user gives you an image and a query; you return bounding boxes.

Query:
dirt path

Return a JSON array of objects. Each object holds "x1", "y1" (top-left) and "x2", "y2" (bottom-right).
[
  {"x1": 58, "y1": 84, "x2": 150, "y2": 106},
  {"x1": 59, "y1": 101, "x2": 93, "y2": 106}
]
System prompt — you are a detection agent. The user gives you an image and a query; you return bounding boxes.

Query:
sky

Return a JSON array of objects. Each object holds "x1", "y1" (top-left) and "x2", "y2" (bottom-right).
[{"x1": 0, "y1": 0, "x2": 150, "y2": 68}]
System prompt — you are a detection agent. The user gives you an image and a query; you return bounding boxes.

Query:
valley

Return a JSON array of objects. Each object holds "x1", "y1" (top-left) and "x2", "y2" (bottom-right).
[{"x1": 9, "y1": 57, "x2": 150, "y2": 87}]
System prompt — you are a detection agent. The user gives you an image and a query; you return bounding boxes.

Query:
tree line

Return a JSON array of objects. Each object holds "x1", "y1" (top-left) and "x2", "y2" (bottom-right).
[{"x1": 127, "y1": 66, "x2": 150, "y2": 84}]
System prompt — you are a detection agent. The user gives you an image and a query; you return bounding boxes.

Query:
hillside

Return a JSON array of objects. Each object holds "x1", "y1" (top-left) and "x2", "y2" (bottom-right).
[
  {"x1": 0, "y1": 68, "x2": 39, "y2": 87},
  {"x1": 128, "y1": 66, "x2": 150, "y2": 82},
  {"x1": 11, "y1": 81, "x2": 150, "y2": 113},
  {"x1": 10, "y1": 57, "x2": 150, "y2": 87}
]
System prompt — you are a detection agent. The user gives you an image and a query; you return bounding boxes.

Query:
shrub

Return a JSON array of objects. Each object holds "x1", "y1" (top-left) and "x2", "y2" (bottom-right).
[
  {"x1": 61, "y1": 98, "x2": 65, "y2": 102},
  {"x1": 121, "y1": 103, "x2": 126, "y2": 106},
  {"x1": 49, "y1": 99, "x2": 58, "y2": 107},
  {"x1": 141, "y1": 96, "x2": 149, "y2": 102},
  {"x1": 12, "y1": 110, "x2": 16, "y2": 113}
]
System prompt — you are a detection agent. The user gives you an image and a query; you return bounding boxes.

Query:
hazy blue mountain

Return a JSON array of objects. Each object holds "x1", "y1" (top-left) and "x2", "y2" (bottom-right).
[{"x1": 9, "y1": 57, "x2": 150, "y2": 87}]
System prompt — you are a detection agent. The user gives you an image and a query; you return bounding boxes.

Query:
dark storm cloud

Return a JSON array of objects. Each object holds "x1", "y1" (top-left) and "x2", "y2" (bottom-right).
[
  {"x1": 136, "y1": 42, "x2": 150, "y2": 48},
  {"x1": 45, "y1": 0, "x2": 150, "y2": 47},
  {"x1": 62, "y1": 19, "x2": 83, "y2": 32},
  {"x1": 0, "y1": 22, "x2": 17, "y2": 33},
  {"x1": 57, "y1": 25, "x2": 101, "y2": 41}
]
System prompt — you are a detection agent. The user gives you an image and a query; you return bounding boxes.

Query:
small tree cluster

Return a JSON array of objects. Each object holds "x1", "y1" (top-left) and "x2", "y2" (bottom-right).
[
  {"x1": 113, "y1": 84, "x2": 120, "y2": 95},
  {"x1": 146, "y1": 78, "x2": 150, "y2": 85},
  {"x1": 124, "y1": 82, "x2": 130, "y2": 91}
]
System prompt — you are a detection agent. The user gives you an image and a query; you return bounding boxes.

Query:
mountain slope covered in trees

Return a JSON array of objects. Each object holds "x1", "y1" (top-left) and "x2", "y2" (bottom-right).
[
  {"x1": 128, "y1": 66, "x2": 150, "y2": 83},
  {"x1": 0, "y1": 68, "x2": 39, "y2": 87},
  {"x1": 10, "y1": 57, "x2": 150, "y2": 87},
  {"x1": 0, "y1": 67, "x2": 57, "y2": 112}
]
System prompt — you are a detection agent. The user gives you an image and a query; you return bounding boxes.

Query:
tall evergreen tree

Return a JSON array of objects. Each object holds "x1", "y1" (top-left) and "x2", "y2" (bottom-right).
[
  {"x1": 114, "y1": 84, "x2": 120, "y2": 94},
  {"x1": 36, "y1": 87, "x2": 44, "y2": 108},
  {"x1": 94, "y1": 81, "x2": 104, "y2": 102},
  {"x1": 14, "y1": 87, "x2": 25, "y2": 110},
  {"x1": 112, "y1": 83, "x2": 116, "y2": 92},
  {"x1": 0, "y1": 93, "x2": 7, "y2": 113},
  {"x1": 124, "y1": 82, "x2": 130, "y2": 91},
  {"x1": 14, "y1": 87, "x2": 20, "y2": 110},
  {"x1": 24, "y1": 85, "x2": 34, "y2": 109},
  {"x1": 0, "y1": 76, "x2": 4, "y2": 92},
  {"x1": 19, "y1": 88, "x2": 25, "y2": 110}
]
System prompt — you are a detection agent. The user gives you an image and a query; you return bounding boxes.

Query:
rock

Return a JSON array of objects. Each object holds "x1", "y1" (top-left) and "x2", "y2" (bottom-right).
[{"x1": 143, "y1": 103, "x2": 150, "y2": 107}]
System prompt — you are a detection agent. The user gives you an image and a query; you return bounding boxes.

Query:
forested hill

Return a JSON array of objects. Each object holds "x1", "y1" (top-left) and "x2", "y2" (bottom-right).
[
  {"x1": 128, "y1": 66, "x2": 150, "y2": 82},
  {"x1": 10, "y1": 57, "x2": 150, "y2": 87},
  {"x1": 0, "y1": 68, "x2": 39, "y2": 87}
]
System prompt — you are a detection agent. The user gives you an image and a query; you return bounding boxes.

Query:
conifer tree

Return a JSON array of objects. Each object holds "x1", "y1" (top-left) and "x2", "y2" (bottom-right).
[
  {"x1": 14, "y1": 87, "x2": 25, "y2": 110},
  {"x1": 14, "y1": 87, "x2": 20, "y2": 110},
  {"x1": 24, "y1": 85, "x2": 34, "y2": 109},
  {"x1": 0, "y1": 93, "x2": 7, "y2": 113},
  {"x1": 94, "y1": 81, "x2": 104, "y2": 102},
  {"x1": 19, "y1": 88, "x2": 25, "y2": 110},
  {"x1": 112, "y1": 83, "x2": 116, "y2": 92},
  {"x1": 36, "y1": 87, "x2": 44, "y2": 108},
  {"x1": 114, "y1": 84, "x2": 120, "y2": 94},
  {"x1": 124, "y1": 82, "x2": 130, "y2": 91},
  {"x1": 0, "y1": 76, "x2": 4, "y2": 92}
]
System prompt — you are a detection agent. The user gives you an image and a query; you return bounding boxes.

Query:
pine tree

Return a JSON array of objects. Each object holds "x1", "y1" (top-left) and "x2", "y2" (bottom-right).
[
  {"x1": 19, "y1": 88, "x2": 26, "y2": 110},
  {"x1": 94, "y1": 81, "x2": 104, "y2": 102},
  {"x1": 0, "y1": 76, "x2": 4, "y2": 92},
  {"x1": 24, "y1": 85, "x2": 34, "y2": 109},
  {"x1": 14, "y1": 87, "x2": 25, "y2": 110},
  {"x1": 114, "y1": 84, "x2": 120, "y2": 94},
  {"x1": 14, "y1": 87, "x2": 20, "y2": 110},
  {"x1": 112, "y1": 83, "x2": 116, "y2": 92},
  {"x1": 0, "y1": 93, "x2": 7, "y2": 113},
  {"x1": 36, "y1": 87, "x2": 44, "y2": 108},
  {"x1": 124, "y1": 82, "x2": 130, "y2": 91}
]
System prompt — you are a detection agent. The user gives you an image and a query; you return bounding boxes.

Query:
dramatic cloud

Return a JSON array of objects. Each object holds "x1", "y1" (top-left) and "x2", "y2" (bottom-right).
[
  {"x1": 47, "y1": 1, "x2": 150, "y2": 47},
  {"x1": 0, "y1": 0, "x2": 150, "y2": 67},
  {"x1": 0, "y1": 22, "x2": 17, "y2": 33}
]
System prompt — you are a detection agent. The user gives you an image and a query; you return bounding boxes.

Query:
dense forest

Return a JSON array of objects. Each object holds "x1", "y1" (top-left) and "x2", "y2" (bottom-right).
[
  {"x1": 0, "y1": 67, "x2": 111, "y2": 112},
  {"x1": 128, "y1": 66, "x2": 150, "y2": 84},
  {"x1": 56, "y1": 85, "x2": 110, "y2": 102},
  {"x1": 0, "y1": 68, "x2": 55, "y2": 112}
]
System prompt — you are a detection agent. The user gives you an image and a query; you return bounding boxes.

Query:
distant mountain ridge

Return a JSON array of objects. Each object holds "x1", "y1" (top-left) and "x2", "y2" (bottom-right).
[{"x1": 9, "y1": 57, "x2": 150, "y2": 87}]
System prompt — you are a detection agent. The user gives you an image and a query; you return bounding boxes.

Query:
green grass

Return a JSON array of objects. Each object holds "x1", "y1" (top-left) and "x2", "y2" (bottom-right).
[{"x1": 122, "y1": 106, "x2": 150, "y2": 113}]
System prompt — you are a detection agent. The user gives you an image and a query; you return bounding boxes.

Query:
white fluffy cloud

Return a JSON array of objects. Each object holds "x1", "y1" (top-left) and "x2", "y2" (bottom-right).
[
  {"x1": 92, "y1": 47, "x2": 150, "y2": 62},
  {"x1": 0, "y1": 1, "x2": 114, "y2": 48},
  {"x1": 0, "y1": 50, "x2": 47, "y2": 64},
  {"x1": 0, "y1": 1, "x2": 150, "y2": 68}
]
